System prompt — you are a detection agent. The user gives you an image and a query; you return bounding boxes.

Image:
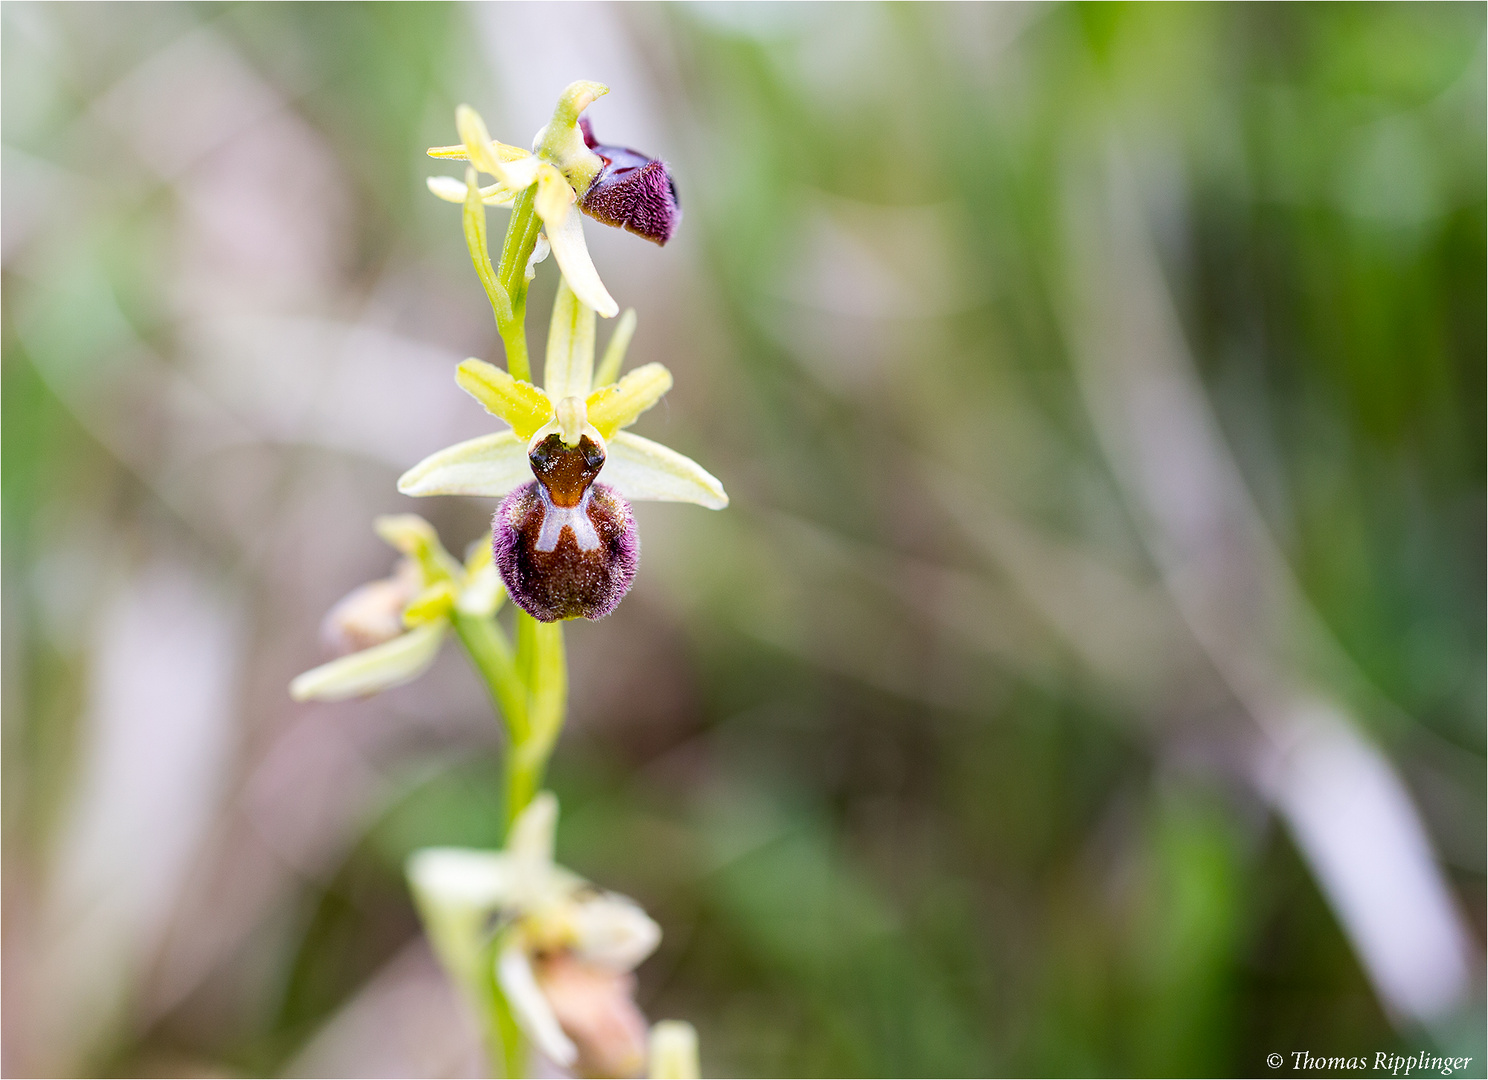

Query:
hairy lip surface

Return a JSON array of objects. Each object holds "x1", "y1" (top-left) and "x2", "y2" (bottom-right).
[{"x1": 494, "y1": 481, "x2": 639, "y2": 622}]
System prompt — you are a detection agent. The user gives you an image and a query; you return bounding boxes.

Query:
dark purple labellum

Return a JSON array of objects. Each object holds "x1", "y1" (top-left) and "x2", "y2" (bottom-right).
[
  {"x1": 577, "y1": 117, "x2": 680, "y2": 246},
  {"x1": 493, "y1": 434, "x2": 639, "y2": 621}
]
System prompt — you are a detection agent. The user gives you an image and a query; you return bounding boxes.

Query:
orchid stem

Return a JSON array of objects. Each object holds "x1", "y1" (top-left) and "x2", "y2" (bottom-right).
[
  {"x1": 504, "y1": 612, "x2": 566, "y2": 831},
  {"x1": 495, "y1": 187, "x2": 543, "y2": 384},
  {"x1": 451, "y1": 611, "x2": 527, "y2": 739}
]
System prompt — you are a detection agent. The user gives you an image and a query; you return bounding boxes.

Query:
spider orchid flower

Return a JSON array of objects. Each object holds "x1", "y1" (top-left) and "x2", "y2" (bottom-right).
[
  {"x1": 427, "y1": 82, "x2": 682, "y2": 317},
  {"x1": 288, "y1": 515, "x2": 502, "y2": 702},
  {"x1": 396, "y1": 280, "x2": 726, "y2": 622},
  {"x1": 408, "y1": 793, "x2": 662, "y2": 1078}
]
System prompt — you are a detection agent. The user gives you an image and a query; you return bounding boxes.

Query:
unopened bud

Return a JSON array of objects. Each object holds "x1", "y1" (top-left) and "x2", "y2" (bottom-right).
[
  {"x1": 537, "y1": 954, "x2": 649, "y2": 1079},
  {"x1": 648, "y1": 1021, "x2": 700, "y2": 1080},
  {"x1": 320, "y1": 560, "x2": 421, "y2": 654}
]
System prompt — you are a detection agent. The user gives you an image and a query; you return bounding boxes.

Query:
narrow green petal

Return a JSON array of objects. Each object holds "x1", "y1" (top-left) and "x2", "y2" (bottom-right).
[
  {"x1": 428, "y1": 140, "x2": 533, "y2": 164},
  {"x1": 593, "y1": 308, "x2": 637, "y2": 388},
  {"x1": 398, "y1": 431, "x2": 533, "y2": 498},
  {"x1": 544, "y1": 278, "x2": 596, "y2": 401},
  {"x1": 543, "y1": 202, "x2": 619, "y2": 319},
  {"x1": 602, "y1": 432, "x2": 728, "y2": 509},
  {"x1": 456, "y1": 359, "x2": 552, "y2": 437},
  {"x1": 289, "y1": 622, "x2": 446, "y2": 702},
  {"x1": 586, "y1": 362, "x2": 672, "y2": 438},
  {"x1": 403, "y1": 580, "x2": 456, "y2": 625}
]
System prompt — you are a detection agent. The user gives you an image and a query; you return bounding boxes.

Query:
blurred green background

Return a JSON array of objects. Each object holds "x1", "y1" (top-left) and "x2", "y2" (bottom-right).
[{"x1": 3, "y1": 3, "x2": 1483, "y2": 1077}]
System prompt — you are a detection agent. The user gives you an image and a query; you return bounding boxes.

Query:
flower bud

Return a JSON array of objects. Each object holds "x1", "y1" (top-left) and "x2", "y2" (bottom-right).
[
  {"x1": 536, "y1": 953, "x2": 649, "y2": 1079},
  {"x1": 493, "y1": 434, "x2": 639, "y2": 622},
  {"x1": 577, "y1": 118, "x2": 681, "y2": 246},
  {"x1": 320, "y1": 559, "x2": 421, "y2": 654}
]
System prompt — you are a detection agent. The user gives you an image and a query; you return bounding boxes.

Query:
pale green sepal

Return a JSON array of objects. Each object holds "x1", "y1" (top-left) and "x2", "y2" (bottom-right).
[
  {"x1": 407, "y1": 847, "x2": 515, "y2": 910},
  {"x1": 455, "y1": 105, "x2": 541, "y2": 191},
  {"x1": 604, "y1": 432, "x2": 728, "y2": 509},
  {"x1": 649, "y1": 1021, "x2": 700, "y2": 1080},
  {"x1": 545, "y1": 203, "x2": 619, "y2": 318},
  {"x1": 534, "y1": 165, "x2": 574, "y2": 228},
  {"x1": 427, "y1": 175, "x2": 516, "y2": 206},
  {"x1": 544, "y1": 278, "x2": 596, "y2": 401},
  {"x1": 398, "y1": 431, "x2": 532, "y2": 498},
  {"x1": 289, "y1": 621, "x2": 446, "y2": 702},
  {"x1": 593, "y1": 308, "x2": 637, "y2": 388},
  {"x1": 427, "y1": 175, "x2": 469, "y2": 203},
  {"x1": 406, "y1": 847, "x2": 515, "y2": 995}
]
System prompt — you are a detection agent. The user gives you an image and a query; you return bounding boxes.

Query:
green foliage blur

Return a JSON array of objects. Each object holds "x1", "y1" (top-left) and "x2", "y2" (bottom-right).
[{"x1": 3, "y1": 3, "x2": 1482, "y2": 1078}]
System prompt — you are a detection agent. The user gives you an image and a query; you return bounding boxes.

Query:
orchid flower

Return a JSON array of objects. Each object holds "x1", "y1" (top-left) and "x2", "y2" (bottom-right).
[
  {"x1": 407, "y1": 793, "x2": 662, "y2": 1078},
  {"x1": 396, "y1": 278, "x2": 726, "y2": 622},
  {"x1": 425, "y1": 82, "x2": 680, "y2": 321},
  {"x1": 288, "y1": 515, "x2": 501, "y2": 702}
]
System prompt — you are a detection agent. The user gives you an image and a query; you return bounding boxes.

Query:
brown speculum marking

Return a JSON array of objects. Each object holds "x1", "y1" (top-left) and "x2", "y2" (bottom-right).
[{"x1": 528, "y1": 433, "x2": 605, "y2": 507}]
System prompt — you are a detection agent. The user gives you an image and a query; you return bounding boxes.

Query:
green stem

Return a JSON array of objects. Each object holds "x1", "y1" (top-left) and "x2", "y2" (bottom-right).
[
  {"x1": 488, "y1": 971, "x2": 525, "y2": 1080},
  {"x1": 451, "y1": 611, "x2": 527, "y2": 740},
  {"x1": 504, "y1": 612, "x2": 567, "y2": 831},
  {"x1": 495, "y1": 187, "x2": 542, "y2": 384}
]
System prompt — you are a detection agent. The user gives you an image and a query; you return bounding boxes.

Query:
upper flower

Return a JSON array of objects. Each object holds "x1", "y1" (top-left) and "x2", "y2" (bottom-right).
[
  {"x1": 408, "y1": 792, "x2": 661, "y2": 1077},
  {"x1": 426, "y1": 81, "x2": 681, "y2": 319},
  {"x1": 288, "y1": 515, "x2": 500, "y2": 702}
]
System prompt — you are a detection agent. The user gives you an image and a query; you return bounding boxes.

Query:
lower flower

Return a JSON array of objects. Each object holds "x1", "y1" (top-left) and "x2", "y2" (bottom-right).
[{"x1": 494, "y1": 479, "x2": 639, "y2": 622}]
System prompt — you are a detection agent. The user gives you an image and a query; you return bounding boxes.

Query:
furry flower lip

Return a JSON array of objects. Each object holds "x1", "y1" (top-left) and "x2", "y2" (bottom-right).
[
  {"x1": 577, "y1": 116, "x2": 681, "y2": 246},
  {"x1": 494, "y1": 434, "x2": 639, "y2": 622},
  {"x1": 397, "y1": 279, "x2": 726, "y2": 622}
]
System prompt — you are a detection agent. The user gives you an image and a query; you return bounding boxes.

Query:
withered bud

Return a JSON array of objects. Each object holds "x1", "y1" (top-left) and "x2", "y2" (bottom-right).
[
  {"x1": 320, "y1": 560, "x2": 422, "y2": 654},
  {"x1": 493, "y1": 434, "x2": 638, "y2": 622},
  {"x1": 578, "y1": 117, "x2": 681, "y2": 247},
  {"x1": 537, "y1": 954, "x2": 649, "y2": 1079}
]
